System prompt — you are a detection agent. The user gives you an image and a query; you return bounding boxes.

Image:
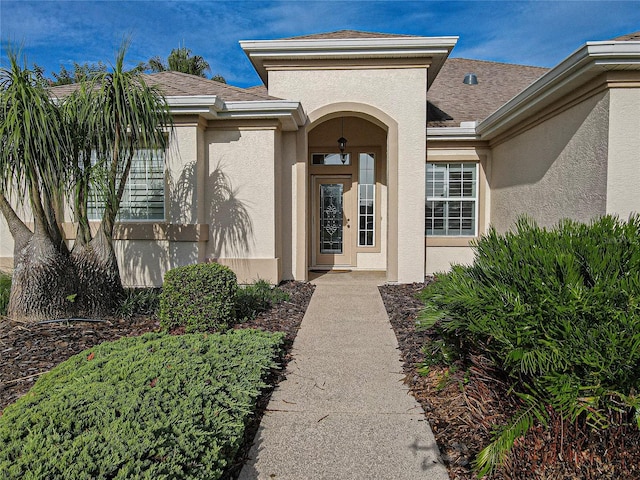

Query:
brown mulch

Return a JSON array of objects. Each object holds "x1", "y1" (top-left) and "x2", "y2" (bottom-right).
[
  {"x1": 0, "y1": 280, "x2": 315, "y2": 414},
  {"x1": 380, "y1": 281, "x2": 640, "y2": 480}
]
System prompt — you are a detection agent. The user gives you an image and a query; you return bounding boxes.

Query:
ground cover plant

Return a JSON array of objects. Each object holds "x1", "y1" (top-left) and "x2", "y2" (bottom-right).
[
  {"x1": 0, "y1": 330, "x2": 284, "y2": 480},
  {"x1": 419, "y1": 215, "x2": 640, "y2": 476},
  {"x1": 235, "y1": 279, "x2": 290, "y2": 322}
]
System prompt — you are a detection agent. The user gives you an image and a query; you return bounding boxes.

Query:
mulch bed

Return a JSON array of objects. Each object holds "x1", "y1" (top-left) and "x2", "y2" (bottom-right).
[
  {"x1": 3, "y1": 279, "x2": 638, "y2": 479},
  {"x1": 380, "y1": 281, "x2": 640, "y2": 480},
  {"x1": 0, "y1": 280, "x2": 315, "y2": 413}
]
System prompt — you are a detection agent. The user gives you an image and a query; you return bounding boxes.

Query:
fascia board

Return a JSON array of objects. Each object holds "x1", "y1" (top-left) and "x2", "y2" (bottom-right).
[
  {"x1": 165, "y1": 95, "x2": 224, "y2": 118},
  {"x1": 427, "y1": 127, "x2": 480, "y2": 141},
  {"x1": 241, "y1": 36, "x2": 458, "y2": 84},
  {"x1": 219, "y1": 100, "x2": 307, "y2": 131},
  {"x1": 478, "y1": 41, "x2": 640, "y2": 139}
]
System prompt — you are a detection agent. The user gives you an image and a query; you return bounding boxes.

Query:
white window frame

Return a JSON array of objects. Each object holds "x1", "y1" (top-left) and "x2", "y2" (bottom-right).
[
  {"x1": 425, "y1": 162, "x2": 478, "y2": 237},
  {"x1": 87, "y1": 149, "x2": 165, "y2": 222},
  {"x1": 358, "y1": 153, "x2": 375, "y2": 247}
]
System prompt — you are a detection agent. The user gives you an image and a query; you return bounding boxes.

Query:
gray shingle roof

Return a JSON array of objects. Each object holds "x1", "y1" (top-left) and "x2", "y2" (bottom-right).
[
  {"x1": 613, "y1": 31, "x2": 640, "y2": 41},
  {"x1": 285, "y1": 30, "x2": 417, "y2": 40},
  {"x1": 49, "y1": 71, "x2": 280, "y2": 102},
  {"x1": 427, "y1": 58, "x2": 549, "y2": 127}
]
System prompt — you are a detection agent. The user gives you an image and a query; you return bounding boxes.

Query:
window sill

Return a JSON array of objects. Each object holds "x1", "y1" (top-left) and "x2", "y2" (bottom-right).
[{"x1": 62, "y1": 222, "x2": 209, "y2": 242}]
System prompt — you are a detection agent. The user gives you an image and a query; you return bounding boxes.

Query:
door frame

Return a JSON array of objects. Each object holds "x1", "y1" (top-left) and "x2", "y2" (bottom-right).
[{"x1": 311, "y1": 174, "x2": 354, "y2": 268}]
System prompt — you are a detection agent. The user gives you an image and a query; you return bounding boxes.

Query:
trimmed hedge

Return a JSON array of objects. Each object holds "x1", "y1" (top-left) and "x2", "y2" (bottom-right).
[
  {"x1": 159, "y1": 263, "x2": 237, "y2": 332},
  {"x1": 0, "y1": 330, "x2": 284, "y2": 480},
  {"x1": 420, "y1": 215, "x2": 640, "y2": 475}
]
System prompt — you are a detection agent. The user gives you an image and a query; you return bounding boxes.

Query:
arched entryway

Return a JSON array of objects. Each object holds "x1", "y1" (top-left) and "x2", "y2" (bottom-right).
[{"x1": 307, "y1": 114, "x2": 388, "y2": 272}]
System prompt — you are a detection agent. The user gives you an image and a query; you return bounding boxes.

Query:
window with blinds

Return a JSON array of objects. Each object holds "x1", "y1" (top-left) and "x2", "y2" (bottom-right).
[
  {"x1": 425, "y1": 162, "x2": 477, "y2": 236},
  {"x1": 87, "y1": 149, "x2": 165, "y2": 221}
]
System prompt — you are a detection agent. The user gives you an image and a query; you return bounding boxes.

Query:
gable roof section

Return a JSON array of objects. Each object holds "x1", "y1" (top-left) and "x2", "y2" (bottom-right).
[{"x1": 427, "y1": 58, "x2": 549, "y2": 127}]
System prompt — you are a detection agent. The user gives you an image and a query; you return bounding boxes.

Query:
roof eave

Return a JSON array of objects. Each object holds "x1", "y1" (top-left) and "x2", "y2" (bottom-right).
[
  {"x1": 218, "y1": 100, "x2": 307, "y2": 131},
  {"x1": 427, "y1": 126, "x2": 480, "y2": 141},
  {"x1": 477, "y1": 41, "x2": 640, "y2": 139},
  {"x1": 240, "y1": 36, "x2": 458, "y2": 86}
]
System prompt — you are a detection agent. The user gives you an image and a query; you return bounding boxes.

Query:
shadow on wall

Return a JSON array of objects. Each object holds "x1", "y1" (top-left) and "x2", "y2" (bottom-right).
[
  {"x1": 206, "y1": 164, "x2": 254, "y2": 258},
  {"x1": 115, "y1": 162, "x2": 253, "y2": 286}
]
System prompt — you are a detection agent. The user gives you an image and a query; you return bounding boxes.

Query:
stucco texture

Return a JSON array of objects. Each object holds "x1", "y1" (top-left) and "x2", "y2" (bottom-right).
[
  {"x1": 490, "y1": 91, "x2": 610, "y2": 232},
  {"x1": 271, "y1": 67, "x2": 427, "y2": 282},
  {"x1": 606, "y1": 88, "x2": 640, "y2": 218}
]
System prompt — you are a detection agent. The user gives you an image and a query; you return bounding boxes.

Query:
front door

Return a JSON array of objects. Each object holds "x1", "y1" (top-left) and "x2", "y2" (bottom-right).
[{"x1": 312, "y1": 176, "x2": 353, "y2": 267}]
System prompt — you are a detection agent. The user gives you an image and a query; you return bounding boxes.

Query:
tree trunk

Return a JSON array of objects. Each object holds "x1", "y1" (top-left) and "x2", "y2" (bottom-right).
[
  {"x1": 71, "y1": 226, "x2": 124, "y2": 317},
  {"x1": 8, "y1": 233, "x2": 79, "y2": 322}
]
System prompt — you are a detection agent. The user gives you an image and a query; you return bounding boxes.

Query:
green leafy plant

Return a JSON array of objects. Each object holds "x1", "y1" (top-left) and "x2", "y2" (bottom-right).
[
  {"x1": 235, "y1": 279, "x2": 290, "y2": 322},
  {"x1": 118, "y1": 288, "x2": 161, "y2": 318},
  {"x1": 0, "y1": 330, "x2": 284, "y2": 480},
  {"x1": 0, "y1": 272, "x2": 10, "y2": 316},
  {"x1": 159, "y1": 263, "x2": 238, "y2": 332},
  {"x1": 419, "y1": 215, "x2": 640, "y2": 476}
]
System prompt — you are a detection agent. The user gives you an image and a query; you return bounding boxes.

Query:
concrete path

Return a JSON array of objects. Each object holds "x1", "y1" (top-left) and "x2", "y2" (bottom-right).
[{"x1": 239, "y1": 271, "x2": 449, "y2": 480}]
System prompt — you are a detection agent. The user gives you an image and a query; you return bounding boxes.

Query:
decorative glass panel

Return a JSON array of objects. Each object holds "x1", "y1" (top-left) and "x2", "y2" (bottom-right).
[
  {"x1": 312, "y1": 153, "x2": 350, "y2": 165},
  {"x1": 358, "y1": 153, "x2": 375, "y2": 246},
  {"x1": 320, "y1": 183, "x2": 343, "y2": 254},
  {"x1": 426, "y1": 163, "x2": 477, "y2": 236}
]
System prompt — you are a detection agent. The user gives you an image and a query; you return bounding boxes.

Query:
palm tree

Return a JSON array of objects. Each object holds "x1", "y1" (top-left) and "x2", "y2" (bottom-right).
[
  {"x1": 69, "y1": 41, "x2": 172, "y2": 316},
  {"x1": 0, "y1": 49, "x2": 77, "y2": 320},
  {"x1": 0, "y1": 42, "x2": 172, "y2": 321},
  {"x1": 147, "y1": 45, "x2": 225, "y2": 81}
]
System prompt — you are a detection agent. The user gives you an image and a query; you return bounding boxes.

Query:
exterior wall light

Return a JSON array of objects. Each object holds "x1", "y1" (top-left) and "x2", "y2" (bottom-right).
[{"x1": 338, "y1": 117, "x2": 348, "y2": 163}]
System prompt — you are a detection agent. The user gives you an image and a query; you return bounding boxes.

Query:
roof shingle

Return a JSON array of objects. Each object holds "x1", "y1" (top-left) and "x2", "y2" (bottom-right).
[
  {"x1": 427, "y1": 58, "x2": 549, "y2": 127},
  {"x1": 284, "y1": 30, "x2": 417, "y2": 40},
  {"x1": 49, "y1": 71, "x2": 280, "y2": 102}
]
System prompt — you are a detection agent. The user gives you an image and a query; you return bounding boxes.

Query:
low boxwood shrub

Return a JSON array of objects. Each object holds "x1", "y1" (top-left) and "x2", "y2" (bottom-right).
[
  {"x1": 0, "y1": 329, "x2": 284, "y2": 480},
  {"x1": 235, "y1": 279, "x2": 290, "y2": 322},
  {"x1": 159, "y1": 263, "x2": 237, "y2": 332},
  {"x1": 419, "y1": 215, "x2": 640, "y2": 476},
  {"x1": 0, "y1": 272, "x2": 10, "y2": 316}
]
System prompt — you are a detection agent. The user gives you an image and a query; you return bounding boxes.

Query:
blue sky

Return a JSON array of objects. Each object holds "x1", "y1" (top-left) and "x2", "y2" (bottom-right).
[{"x1": 2, "y1": 0, "x2": 639, "y2": 88}]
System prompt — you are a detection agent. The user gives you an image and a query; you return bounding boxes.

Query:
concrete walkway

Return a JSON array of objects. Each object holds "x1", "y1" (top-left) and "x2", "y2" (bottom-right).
[{"x1": 239, "y1": 271, "x2": 449, "y2": 480}]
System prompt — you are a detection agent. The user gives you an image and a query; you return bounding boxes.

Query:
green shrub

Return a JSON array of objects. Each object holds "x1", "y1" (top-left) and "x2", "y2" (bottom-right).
[
  {"x1": 0, "y1": 330, "x2": 284, "y2": 480},
  {"x1": 235, "y1": 279, "x2": 290, "y2": 322},
  {"x1": 419, "y1": 215, "x2": 640, "y2": 476},
  {"x1": 0, "y1": 272, "x2": 10, "y2": 316},
  {"x1": 118, "y1": 288, "x2": 161, "y2": 318},
  {"x1": 159, "y1": 263, "x2": 237, "y2": 332}
]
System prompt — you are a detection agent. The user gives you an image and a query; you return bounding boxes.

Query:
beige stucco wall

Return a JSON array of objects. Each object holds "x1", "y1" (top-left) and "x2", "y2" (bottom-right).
[
  {"x1": 606, "y1": 87, "x2": 640, "y2": 218},
  {"x1": 490, "y1": 91, "x2": 610, "y2": 232},
  {"x1": 269, "y1": 67, "x2": 427, "y2": 282},
  {"x1": 425, "y1": 246, "x2": 476, "y2": 275}
]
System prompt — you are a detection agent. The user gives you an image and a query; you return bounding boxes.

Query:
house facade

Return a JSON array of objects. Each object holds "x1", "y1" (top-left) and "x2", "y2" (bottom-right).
[{"x1": 1, "y1": 30, "x2": 639, "y2": 286}]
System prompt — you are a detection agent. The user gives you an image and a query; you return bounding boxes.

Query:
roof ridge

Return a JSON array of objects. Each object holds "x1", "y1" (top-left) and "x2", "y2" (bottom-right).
[
  {"x1": 451, "y1": 57, "x2": 549, "y2": 70},
  {"x1": 284, "y1": 29, "x2": 419, "y2": 40}
]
